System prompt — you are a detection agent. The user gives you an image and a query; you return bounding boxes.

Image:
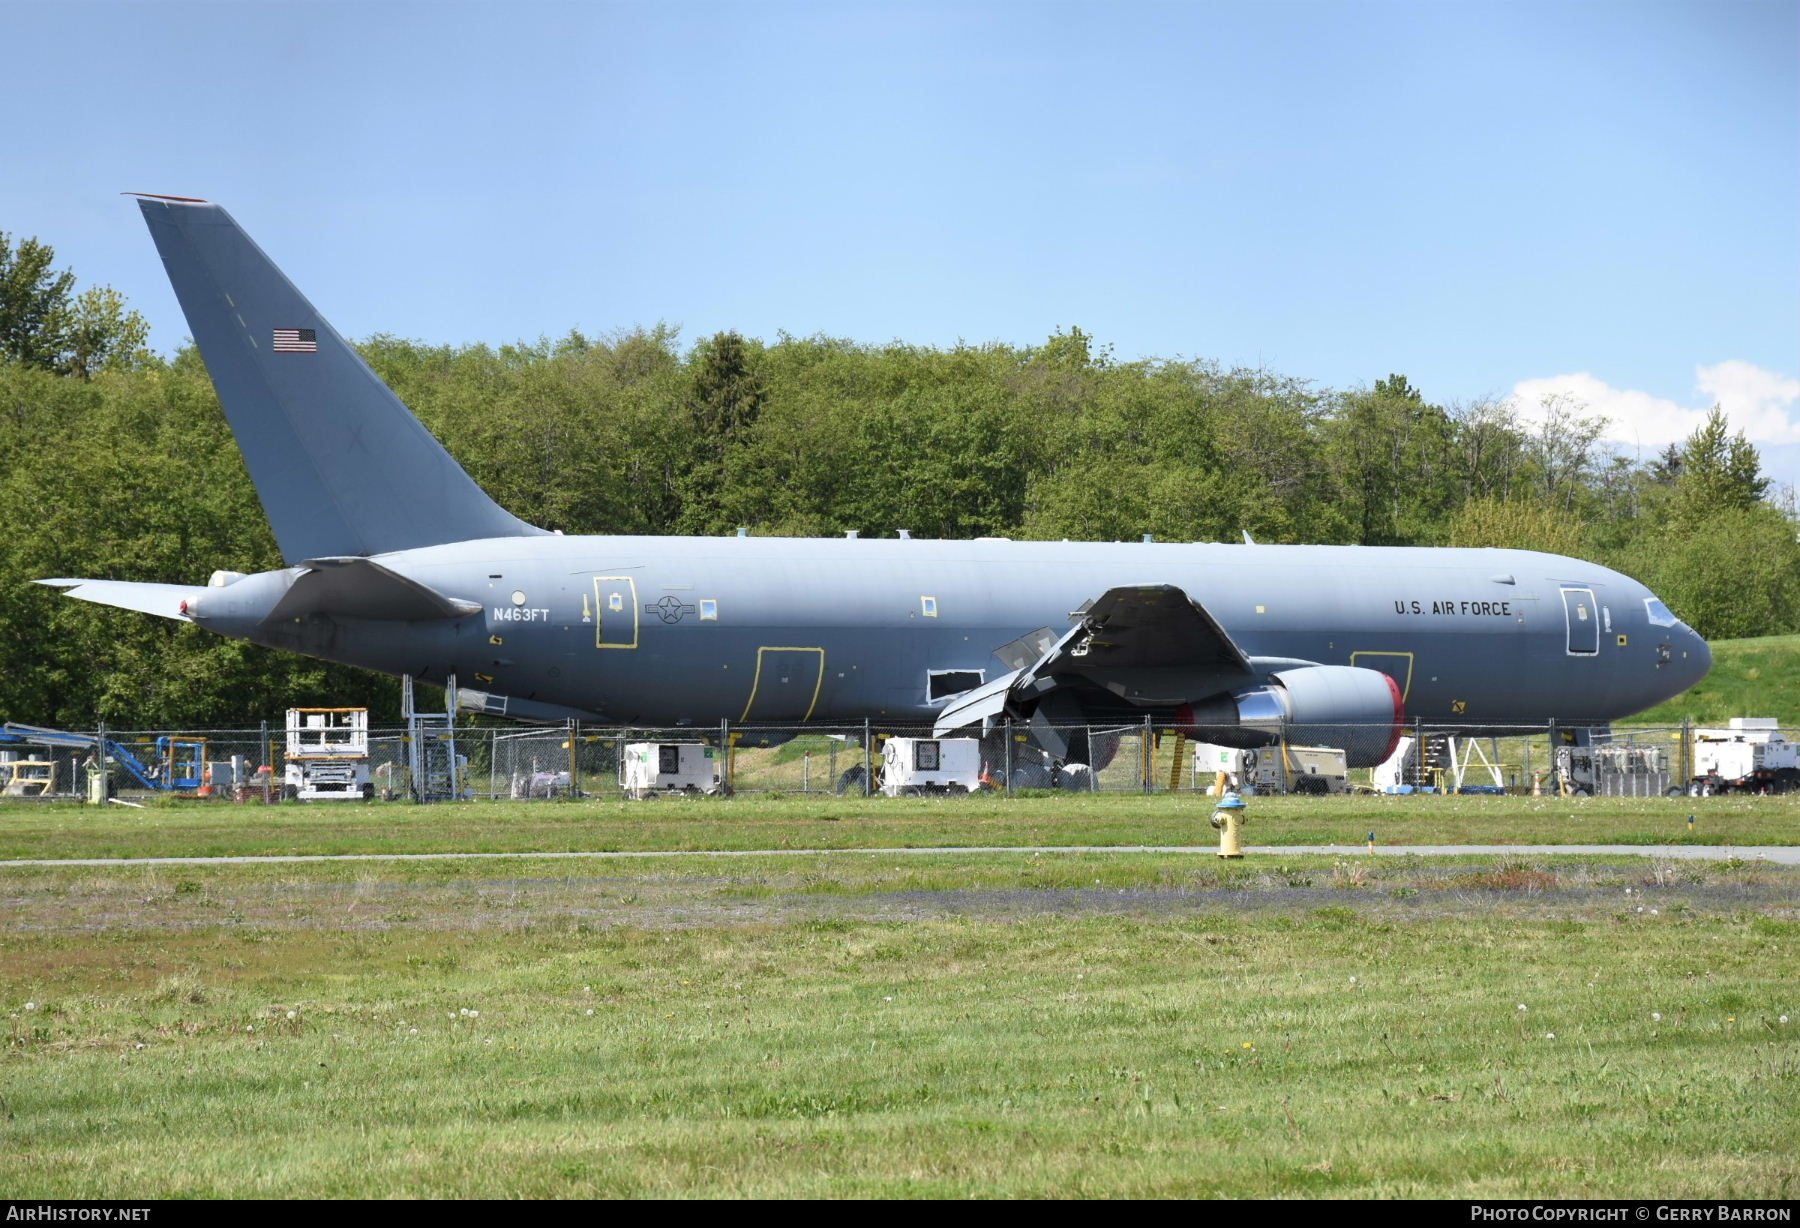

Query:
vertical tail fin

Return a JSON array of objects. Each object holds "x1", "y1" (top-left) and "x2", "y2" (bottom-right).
[{"x1": 135, "y1": 196, "x2": 546, "y2": 563}]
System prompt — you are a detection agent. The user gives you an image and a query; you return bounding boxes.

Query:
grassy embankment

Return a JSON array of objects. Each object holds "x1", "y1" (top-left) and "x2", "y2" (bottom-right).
[
  {"x1": 1, "y1": 849, "x2": 1794, "y2": 1198},
  {"x1": 1634, "y1": 634, "x2": 1800, "y2": 728}
]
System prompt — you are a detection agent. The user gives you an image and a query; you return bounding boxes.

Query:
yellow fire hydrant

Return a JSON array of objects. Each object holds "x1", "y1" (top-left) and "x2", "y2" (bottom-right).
[{"x1": 1209, "y1": 791, "x2": 1247, "y2": 859}]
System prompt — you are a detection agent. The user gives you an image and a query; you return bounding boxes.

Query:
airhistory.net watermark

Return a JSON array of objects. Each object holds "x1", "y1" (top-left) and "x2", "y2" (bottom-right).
[{"x1": 5, "y1": 1209, "x2": 151, "y2": 1222}]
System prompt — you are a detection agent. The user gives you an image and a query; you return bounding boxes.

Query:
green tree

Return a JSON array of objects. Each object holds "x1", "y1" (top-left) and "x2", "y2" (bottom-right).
[
  {"x1": 1447, "y1": 495, "x2": 1587, "y2": 556},
  {"x1": 62, "y1": 285, "x2": 152, "y2": 377},
  {"x1": 675, "y1": 331, "x2": 767, "y2": 533},
  {"x1": 1, "y1": 233, "x2": 74, "y2": 369},
  {"x1": 0, "y1": 232, "x2": 150, "y2": 376},
  {"x1": 1623, "y1": 505, "x2": 1800, "y2": 640},
  {"x1": 1614, "y1": 409, "x2": 1794, "y2": 639},
  {"x1": 1520, "y1": 392, "x2": 1608, "y2": 514},
  {"x1": 1328, "y1": 374, "x2": 1459, "y2": 545},
  {"x1": 1034, "y1": 325, "x2": 1108, "y2": 370},
  {"x1": 364, "y1": 325, "x2": 687, "y2": 536},
  {"x1": 1449, "y1": 398, "x2": 1529, "y2": 503},
  {"x1": 1662, "y1": 407, "x2": 1768, "y2": 528}
]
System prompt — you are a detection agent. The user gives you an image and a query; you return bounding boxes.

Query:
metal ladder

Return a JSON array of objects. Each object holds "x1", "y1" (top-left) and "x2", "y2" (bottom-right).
[
  {"x1": 1415, "y1": 734, "x2": 1451, "y2": 789},
  {"x1": 1164, "y1": 730, "x2": 1187, "y2": 792},
  {"x1": 403, "y1": 674, "x2": 460, "y2": 802}
]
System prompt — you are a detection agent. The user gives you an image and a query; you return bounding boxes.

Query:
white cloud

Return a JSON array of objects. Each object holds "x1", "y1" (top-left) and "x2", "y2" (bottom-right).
[
  {"x1": 1507, "y1": 362, "x2": 1800, "y2": 454},
  {"x1": 1694, "y1": 361, "x2": 1800, "y2": 444}
]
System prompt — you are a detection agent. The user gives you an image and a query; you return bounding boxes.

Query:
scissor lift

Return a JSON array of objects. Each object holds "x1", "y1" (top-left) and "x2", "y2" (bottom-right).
[{"x1": 283, "y1": 708, "x2": 372, "y2": 801}]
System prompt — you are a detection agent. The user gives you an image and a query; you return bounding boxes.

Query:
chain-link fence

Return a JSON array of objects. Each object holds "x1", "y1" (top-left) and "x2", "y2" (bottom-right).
[{"x1": 4, "y1": 716, "x2": 1788, "y2": 801}]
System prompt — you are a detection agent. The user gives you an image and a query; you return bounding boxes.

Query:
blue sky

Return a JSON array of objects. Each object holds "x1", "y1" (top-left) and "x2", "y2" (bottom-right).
[{"x1": 7, "y1": 0, "x2": 1797, "y2": 488}]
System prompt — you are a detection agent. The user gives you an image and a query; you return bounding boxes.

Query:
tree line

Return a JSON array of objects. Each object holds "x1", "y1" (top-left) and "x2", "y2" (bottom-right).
[{"x1": 2, "y1": 235, "x2": 1795, "y2": 727}]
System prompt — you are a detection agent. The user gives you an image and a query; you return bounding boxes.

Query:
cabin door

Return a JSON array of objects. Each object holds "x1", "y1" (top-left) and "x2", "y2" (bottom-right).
[
  {"x1": 1561, "y1": 588, "x2": 1598, "y2": 656},
  {"x1": 591, "y1": 576, "x2": 639, "y2": 649},
  {"x1": 740, "y1": 647, "x2": 826, "y2": 723}
]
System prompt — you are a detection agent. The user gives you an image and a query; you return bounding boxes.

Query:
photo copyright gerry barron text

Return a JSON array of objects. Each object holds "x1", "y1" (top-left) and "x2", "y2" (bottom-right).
[{"x1": 1472, "y1": 1210, "x2": 1792, "y2": 1223}]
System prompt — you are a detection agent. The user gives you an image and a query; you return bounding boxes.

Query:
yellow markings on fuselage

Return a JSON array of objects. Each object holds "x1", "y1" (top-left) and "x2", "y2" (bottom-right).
[
  {"x1": 1349, "y1": 649, "x2": 1415, "y2": 701},
  {"x1": 739, "y1": 646, "x2": 826, "y2": 723},
  {"x1": 592, "y1": 576, "x2": 639, "y2": 649}
]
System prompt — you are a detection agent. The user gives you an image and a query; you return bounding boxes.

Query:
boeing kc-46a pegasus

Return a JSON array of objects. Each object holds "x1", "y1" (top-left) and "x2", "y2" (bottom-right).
[{"x1": 42, "y1": 197, "x2": 1710, "y2": 773}]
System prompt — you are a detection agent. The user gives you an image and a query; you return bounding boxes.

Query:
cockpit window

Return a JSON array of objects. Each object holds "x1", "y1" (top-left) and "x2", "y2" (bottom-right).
[{"x1": 1644, "y1": 597, "x2": 1680, "y2": 628}]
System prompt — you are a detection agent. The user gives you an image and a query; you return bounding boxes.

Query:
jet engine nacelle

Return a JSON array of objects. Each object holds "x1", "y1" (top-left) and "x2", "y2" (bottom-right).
[{"x1": 1180, "y1": 665, "x2": 1404, "y2": 767}]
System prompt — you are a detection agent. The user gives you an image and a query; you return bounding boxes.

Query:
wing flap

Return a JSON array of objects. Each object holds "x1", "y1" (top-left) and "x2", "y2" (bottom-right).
[
  {"x1": 932, "y1": 670, "x2": 1021, "y2": 736},
  {"x1": 1045, "y1": 584, "x2": 1253, "y2": 677},
  {"x1": 939, "y1": 584, "x2": 1259, "y2": 732},
  {"x1": 1023, "y1": 584, "x2": 1257, "y2": 703}
]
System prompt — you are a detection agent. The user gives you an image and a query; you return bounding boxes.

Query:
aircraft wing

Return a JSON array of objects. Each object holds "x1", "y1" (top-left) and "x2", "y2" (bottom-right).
[
  {"x1": 36, "y1": 579, "x2": 200, "y2": 622},
  {"x1": 265, "y1": 557, "x2": 483, "y2": 623},
  {"x1": 935, "y1": 583, "x2": 1259, "y2": 735},
  {"x1": 1032, "y1": 583, "x2": 1255, "y2": 701},
  {"x1": 933, "y1": 670, "x2": 1023, "y2": 731}
]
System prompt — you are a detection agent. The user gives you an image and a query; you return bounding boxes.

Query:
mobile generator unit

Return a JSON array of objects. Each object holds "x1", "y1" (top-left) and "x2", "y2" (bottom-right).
[
  {"x1": 283, "y1": 708, "x2": 372, "y2": 801},
  {"x1": 879, "y1": 737, "x2": 981, "y2": 796},
  {"x1": 620, "y1": 742, "x2": 720, "y2": 799},
  {"x1": 1195, "y1": 741, "x2": 1348, "y2": 795},
  {"x1": 1686, "y1": 719, "x2": 1798, "y2": 795}
]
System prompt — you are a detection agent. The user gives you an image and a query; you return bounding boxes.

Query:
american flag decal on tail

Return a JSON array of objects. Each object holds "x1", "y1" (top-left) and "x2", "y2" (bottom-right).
[{"x1": 272, "y1": 328, "x2": 317, "y2": 353}]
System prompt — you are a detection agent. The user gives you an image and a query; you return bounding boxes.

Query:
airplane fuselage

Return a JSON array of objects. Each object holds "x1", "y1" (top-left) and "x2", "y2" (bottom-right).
[{"x1": 191, "y1": 536, "x2": 1710, "y2": 729}]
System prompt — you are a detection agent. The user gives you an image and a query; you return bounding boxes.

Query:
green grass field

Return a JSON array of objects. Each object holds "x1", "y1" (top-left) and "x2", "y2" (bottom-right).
[
  {"x1": 2, "y1": 850, "x2": 1795, "y2": 1198},
  {"x1": 2, "y1": 791, "x2": 1797, "y2": 862},
  {"x1": 1634, "y1": 634, "x2": 1800, "y2": 728},
  {"x1": 2, "y1": 802, "x2": 1796, "y2": 1198}
]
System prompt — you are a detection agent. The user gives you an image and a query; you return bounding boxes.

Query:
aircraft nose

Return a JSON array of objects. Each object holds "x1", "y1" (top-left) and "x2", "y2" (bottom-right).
[
  {"x1": 1636, "y1": 582, "x2": 1709, "y2": 702},
  {"x1": 1681, "y1": 627, "x2": 1712, "y2": 689}
]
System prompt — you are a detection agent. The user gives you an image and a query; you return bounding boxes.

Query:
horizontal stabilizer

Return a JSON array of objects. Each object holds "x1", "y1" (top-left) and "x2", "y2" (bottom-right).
[
  {"x1": 37, "y1": 579, "x2": 199, "y2": 622},
  {"x1": 266, "y1": 557, "x2": 482, "y2": 624}
]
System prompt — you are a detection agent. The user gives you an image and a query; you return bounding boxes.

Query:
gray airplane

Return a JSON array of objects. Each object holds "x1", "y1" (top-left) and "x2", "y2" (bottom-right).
[{"x1": 42, "y1": 197, "x2": 1710, "y2": 772}]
